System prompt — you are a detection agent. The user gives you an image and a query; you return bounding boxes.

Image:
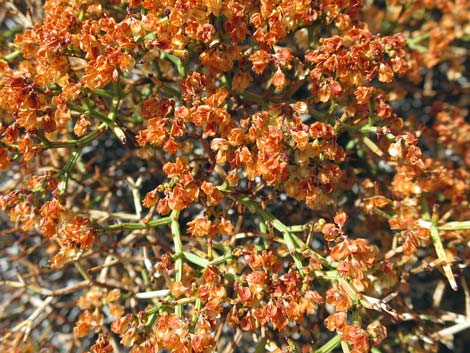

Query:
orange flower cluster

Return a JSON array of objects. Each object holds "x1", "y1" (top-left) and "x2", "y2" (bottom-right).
[
  {"x1": 1, "y1": 0, "x2": 469, "y2": 352},
  {"x1": 228, "y1": 247, "x2": 324, "y2": 331}
]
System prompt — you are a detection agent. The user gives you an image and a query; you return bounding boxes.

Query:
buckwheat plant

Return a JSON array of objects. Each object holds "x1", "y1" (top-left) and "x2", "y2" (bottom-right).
[{"x1": 0, "y1": 1, "x2": 469, "y2": 353}]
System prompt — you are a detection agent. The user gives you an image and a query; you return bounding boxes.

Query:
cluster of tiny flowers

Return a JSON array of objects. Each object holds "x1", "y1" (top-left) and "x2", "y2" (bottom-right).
[{"x1": 0, "y1": 0, "x2": 469, "y2": 352}]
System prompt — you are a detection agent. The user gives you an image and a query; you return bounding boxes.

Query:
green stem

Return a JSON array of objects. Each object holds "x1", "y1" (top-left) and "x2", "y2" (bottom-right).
[
  {"x1": 182, "y1": 251, "x2": 232, "y2": 269},
  {"x1": 362, "y1": 136, "x2": 384, "y2": 157},
  {"x1": 283, "y1": 231, "x2": 305, "y2": 276},
  {"x1": 287, "y1": 224, "x2": 309, "y2": 232},
  {"x1": 421, "y1": 198, "x2": 457, "y2": 291},
  {"x1": 237, "y1": 196, "x2": 329, "y2": 266},
  {"x1": 93, "y1": 88, "x2": 115, "y2": 99},
  {"x1": 40, "y1": 123, "x2": 107, "y2": 150},
  {"x1": 437, "y1": 221, "x2": 470, "y2": 231},
  {"x1": 3, "y1": 49, "x2": 21, "y2": 62},
  {"x1": 254, "y1": 338, "x2": 268, "y2": 353},
  {"x1": 58, "y1": 148, "x2": 82, "y2": 195},
  {"x1": 340, "y1": 340, "x2": 351, "y2": 353},
  {"x1": 108, "y1": 4, "x2": 127, "y2": 15},
  {"x1": 67, "y1": 103, "x2": 126, "y2": 144},
  {"x1": 78, "y1": 9, "x2": 85, "y2": 21},
  {"x1": 160, "y1": 84, "x2": 181, "y2": 98},
  {"x1": 102, "y1": 216, "x2": 172, "y2": 231},
  {"x1": 373, "y1": 208, "x2": 392, "y2": 220},
  {"x1": 191, "y1": 297, "x2": 202, "y2": 326},
  {"x1": 360, "y1": 125, "x2": 396, "y2": 141},
  {"x1": 407, "y1": 31, "x2": 431, "y2": 47},
  {"x1": 183, "y1": 251, "x2": 209, "y2": 268},
  {"x1": 108, "y1": 82, "x2": 121, "y2": 122},
  {"x1": 171, "y1": 210, "x2": 183, "y2": 318},
  {"x1": 146, "y1": 311, "x2": 158, "y2": 328},
  {"x1": 315, "y1": 335, "x2": 341, "y2": 353},
  {"x1": 161, "y1": 52, "x2": 185, "y2": 77},
  {"x1": 338, "y1": 277, "x2": 360, "y2": 305},
  {"x1": 68, "y1": 103, "x2": 111, "y2": 123}
]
